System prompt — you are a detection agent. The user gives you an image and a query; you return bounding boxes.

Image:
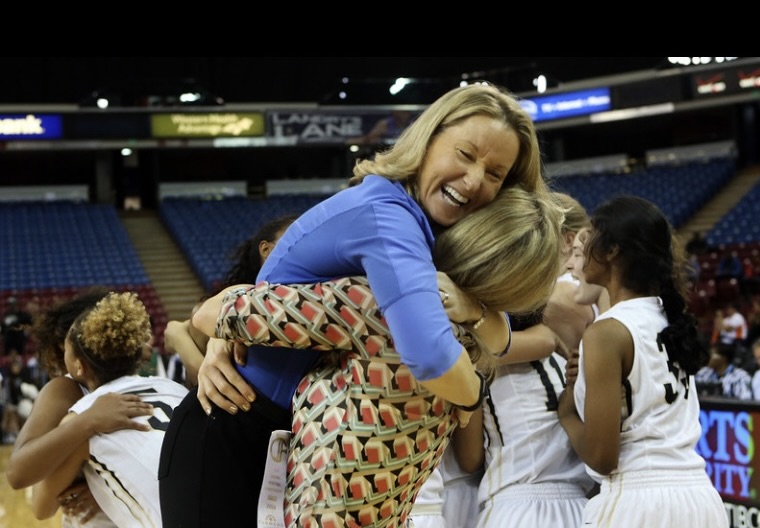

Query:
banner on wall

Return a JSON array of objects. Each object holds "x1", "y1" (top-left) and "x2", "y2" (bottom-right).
[
  {"x1": 698, "y1": 397, "x2": 760, "y2": 527},
  {"x1": 692, "y1": 64, "x2": 760, "y2": 98},
  {"x1": 518, "y1": 87, "x2": 612, "y2": 123},
  {"x1": 267, "y1": 110, "x2": 419, "y2": 144},
  {"x1": 0, "y1": 114, "x2": 62, "y2": 140},
  {"x1": 150, "y1": 113, "x2": 265, "y2": 138}
]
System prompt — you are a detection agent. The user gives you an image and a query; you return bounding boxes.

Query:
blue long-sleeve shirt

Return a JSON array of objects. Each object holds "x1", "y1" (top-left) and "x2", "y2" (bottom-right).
[{"x1": 235, "y1": 175, "x2": 462, "y2": 408}]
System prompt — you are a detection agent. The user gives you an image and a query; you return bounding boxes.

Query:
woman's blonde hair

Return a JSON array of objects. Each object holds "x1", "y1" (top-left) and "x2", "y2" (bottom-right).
[
  {"x1": 433, "y1": 185, "x2": 565, "y2": 376},
  {"x1": 434, "y1": 185, "x2": 565, "y2": 315},
  {"x1": 67, "y1": 291, "x2": 151, "y2": 385},
  {"x1": 552, "y1": 191, "x2": 590, "y2": 236},
  {"x1": 351, "y1": 83, "x2": 547, "y2": 195},
  {"x1": 551, "y1": 191, "x2": 590, "y2": 265}
]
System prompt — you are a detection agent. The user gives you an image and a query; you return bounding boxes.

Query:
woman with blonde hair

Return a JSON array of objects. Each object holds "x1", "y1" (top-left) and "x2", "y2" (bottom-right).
[
  {"x1": 184, "y1": 184, "x2": 564, "y2": 527},
  {"x1": 160, "y1": 82, "x2": 552, "y2": 527}
]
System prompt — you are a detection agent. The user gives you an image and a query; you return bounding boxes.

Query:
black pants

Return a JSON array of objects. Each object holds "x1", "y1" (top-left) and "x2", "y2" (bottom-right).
[{"x1": 158, "y1": 386, "x2": 291, "y2": 528}]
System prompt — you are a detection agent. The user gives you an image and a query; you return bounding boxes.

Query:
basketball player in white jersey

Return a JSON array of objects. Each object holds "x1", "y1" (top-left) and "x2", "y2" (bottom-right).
[
  {"x1": 30, "y1": 292, "x2": 189, "y2": 528},
  {"x1": 6, "y1": 289, "x2": 156, "y2": 528},
  {"x1": 450, "y1": 192, "x2": 600, "y2": 528},
  {"x1": 558, "y1": 195, "x2": 727, "y2": 527}
]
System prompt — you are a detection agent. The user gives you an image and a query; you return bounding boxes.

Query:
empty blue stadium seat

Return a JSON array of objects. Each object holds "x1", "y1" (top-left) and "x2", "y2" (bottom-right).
[
  {"x1": 160, "y1": 194, "x2": 329, "y2": 292},
  {"x1": 0, "y1": 201, "x2": 150, "y2": 292}
]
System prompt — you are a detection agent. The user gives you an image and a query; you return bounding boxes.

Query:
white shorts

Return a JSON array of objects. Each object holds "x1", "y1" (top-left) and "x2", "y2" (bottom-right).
[
  {"x1": 475, "y1": 481, "x2": 587, "y2": 528},
  {"x1": 442, "y1": 473, "x2": 481, "y2": 528},
  {"x1": 408, "y1": 505, "x2": 446, "y2": 528},
  {"x1": 584, "y1": 469, "x2": 728, "y2": 528}
]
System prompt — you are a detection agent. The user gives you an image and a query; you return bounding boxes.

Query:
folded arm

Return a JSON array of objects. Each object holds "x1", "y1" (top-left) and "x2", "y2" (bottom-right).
[
  {"x1": 192, "y1": 277, "x2": 485, "y2": 422},
  {"x1": 163, "y1": 318, "x2": 208, "y2": 387},
  {"x1": 30, "y1": 413, "x2": 90, "y2": 520},
  {"x1": 6, "y1": 378, "x2": 151, "y2": 489}
]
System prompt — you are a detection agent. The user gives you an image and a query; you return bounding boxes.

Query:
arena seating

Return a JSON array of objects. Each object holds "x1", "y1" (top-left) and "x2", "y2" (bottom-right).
[
  {"x1": 706, "y1": 179, "x2": 760, "y2": 246},
  {"x1": 0, "y1": 200, "x2": 167, "y2": 354},
  {"x1": 0, "y1": 154, "x2": 750, "y2": 358},
  {"x1": 159, "y1": 193, "x2": 329, "y2": 292},
  {"x1": 551, "y1": 157, "x2": 735, "y2": 229}
]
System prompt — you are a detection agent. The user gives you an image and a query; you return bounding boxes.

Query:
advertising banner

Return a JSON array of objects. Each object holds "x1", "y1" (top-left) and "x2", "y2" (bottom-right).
[
  {"x1": 151, "y1": 113, "x2": 265, "y2": 138},
  {"x1": 0, "y1": 114, "x2": 62, "y2": 140},
  {"x1": 518, "y1": 88, "x2": 611, "y2": 123},
  {"x1": 268, "y1": 110, "x2": 418, "y2": 144},
  {"x1": 698, "y1": 397, "x2": 760, "y2": 527},
  {"x1": 692, "y1": 64, "x2": 760, "y2": 98}
]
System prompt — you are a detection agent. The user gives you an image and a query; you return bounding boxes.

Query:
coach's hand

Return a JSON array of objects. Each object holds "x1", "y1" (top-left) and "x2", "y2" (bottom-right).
[{"x1": 196, "y1": 338, "x2": 256, "y2": 415}]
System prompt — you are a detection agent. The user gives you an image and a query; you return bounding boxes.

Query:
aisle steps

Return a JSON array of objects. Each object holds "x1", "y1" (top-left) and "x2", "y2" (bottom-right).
[{"x1": 119, "y1": 210, "x2": 204, "y2": 323}]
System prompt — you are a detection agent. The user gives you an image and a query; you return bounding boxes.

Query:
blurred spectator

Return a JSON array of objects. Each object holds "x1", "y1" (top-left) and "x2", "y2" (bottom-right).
[
  {"x1": 685, "y1": 231, "x2": 709, "y2": 255},
  {"x1": 716, "y1": 250, "x2": 743, "y2": 282},
  {"x1": 165, "y1": 353, "x2": 187, "y2": 386},
  {"x1": 746, "y1": 298, "x2": 760, "y2": 348},
  {"x1": 712, "y1": 303, "x2": 748, "y2": 349},
  {"x1": 696, "y1": 342, "x2": 753, "y2": 399},
  {"x1": 21, "y1": 348, "x2": 47, "y2": 391},
  {"x1": 1, "y1": 297, "x2": 33, "y2": 357},
  {"x1": 686, "y1": 252, "x2": 700, "y2": 289},
  {"x1": 137, "y1": 317, "x2": 167, "y2": 378},
  {"x1": 740, "y1": 257, "x2": 760, "y2": 300},
  {"x1": 1, "y1": 351, "x2": 37, "y2": 443},
  {"x1": 751, "y1": 339, "x2": 760, "y2": 399}
]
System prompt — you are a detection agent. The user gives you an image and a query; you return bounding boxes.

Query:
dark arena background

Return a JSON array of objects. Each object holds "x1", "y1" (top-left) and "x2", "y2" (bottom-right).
[{"x1": 1, "y1": 56, "x2": 760, "y2": 527}]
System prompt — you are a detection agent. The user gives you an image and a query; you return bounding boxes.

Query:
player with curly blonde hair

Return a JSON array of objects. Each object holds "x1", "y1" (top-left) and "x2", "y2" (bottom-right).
[{"x1": 30, "y1": 291, "x2": 188, "y2": 528}]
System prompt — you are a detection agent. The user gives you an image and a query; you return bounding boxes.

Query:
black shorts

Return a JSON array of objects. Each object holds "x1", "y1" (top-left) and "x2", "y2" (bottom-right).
[{"x1": 158, "y1": 386, "x2": 291, "y2": 528}]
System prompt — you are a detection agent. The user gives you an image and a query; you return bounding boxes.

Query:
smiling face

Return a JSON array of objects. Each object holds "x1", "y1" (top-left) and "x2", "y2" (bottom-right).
[{"x1": 416, "y1": 114, "x2": 519, "y2": 227}]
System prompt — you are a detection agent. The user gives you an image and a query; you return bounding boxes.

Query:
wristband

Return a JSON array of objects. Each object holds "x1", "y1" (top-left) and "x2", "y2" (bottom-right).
[
  {"x1": 472, "y1": 302, "x2": 487, "y2": 330},
  {"x1": 458, "y1": 370, "x2": 487, "y2": 412}
]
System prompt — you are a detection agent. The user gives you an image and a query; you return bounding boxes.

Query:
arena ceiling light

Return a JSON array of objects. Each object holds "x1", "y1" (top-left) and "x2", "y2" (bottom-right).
[{"x1": 389, "y1": 78, "x2": 411, "y2": 95}]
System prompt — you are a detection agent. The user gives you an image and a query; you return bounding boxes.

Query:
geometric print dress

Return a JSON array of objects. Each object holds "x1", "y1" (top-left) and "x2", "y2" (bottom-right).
[{"x1": 215, "y1": 277, "x2": 462, "y2": 528}]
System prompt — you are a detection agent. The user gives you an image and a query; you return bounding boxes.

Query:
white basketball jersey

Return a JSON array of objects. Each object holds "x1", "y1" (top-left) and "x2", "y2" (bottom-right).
[
  {"x1": 69, "y1": 376, "x2": 189, "y2": 528},
  {"x1": 573, "y1": 297, "x2": 706, "y2": 482},
  {"x1": 478, "y1": 352, "x2": 595, "y2": 506}
]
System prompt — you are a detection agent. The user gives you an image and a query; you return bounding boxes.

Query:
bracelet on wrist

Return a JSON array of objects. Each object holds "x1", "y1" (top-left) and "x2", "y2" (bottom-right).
[
  {"x1": 472, "y1": 301, "x2": 487, "y2": 330},
  {"x1": 458, "y1": 370, "x2": 487, "y2": 412}
]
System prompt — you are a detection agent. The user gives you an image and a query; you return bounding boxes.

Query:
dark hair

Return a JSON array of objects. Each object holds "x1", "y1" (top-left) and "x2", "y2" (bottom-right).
[
  {"x1": 221, "y1": 214, "x2": 299, "y2": 289},
  {"x1": 587, "y1": 195, "x2": 708, "y2": 374},
  {"x1": 32, "y1": 287, "x2": 110, "y2": 376},
  {"x1": 714, "y1": 342, "x2": 736, "y2": 362}
]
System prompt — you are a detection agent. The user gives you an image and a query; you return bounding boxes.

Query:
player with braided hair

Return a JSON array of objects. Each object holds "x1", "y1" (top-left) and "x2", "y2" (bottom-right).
[{"x1": 557, "y1": 195, "x2": 726, "y2": 527}]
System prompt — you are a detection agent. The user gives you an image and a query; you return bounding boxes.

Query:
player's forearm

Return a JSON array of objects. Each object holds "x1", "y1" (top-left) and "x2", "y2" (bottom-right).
[
  {"x1": 193, "y1": 286, "x2": 248, "y2": 337},
  {"x1": 451, "y1": 407, "x2": 485, "y2": 473},
  {"x1": 164, "y1": 320, "x2": 204, "y2": 387},
  {"x1": 31, "y1": 480, "x2": 60, "y2": 520},
  {"x1": 31, "y1": 442, "x2": 88, "y2": 520},
  {"x1": 498, "y1": 324, "x2": 557, "y2": 365},
  {"x1": 419, "y1": 349, "x2": 482, "y2": 408},
  {"x1": 6, "y1": 416, "x2": 95, "y2": 489}
]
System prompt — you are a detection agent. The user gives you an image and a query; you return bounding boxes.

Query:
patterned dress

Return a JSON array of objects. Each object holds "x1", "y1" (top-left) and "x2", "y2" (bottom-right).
[{"x1": 216, "y1": 277, "x2": 461, "y2": 528}]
